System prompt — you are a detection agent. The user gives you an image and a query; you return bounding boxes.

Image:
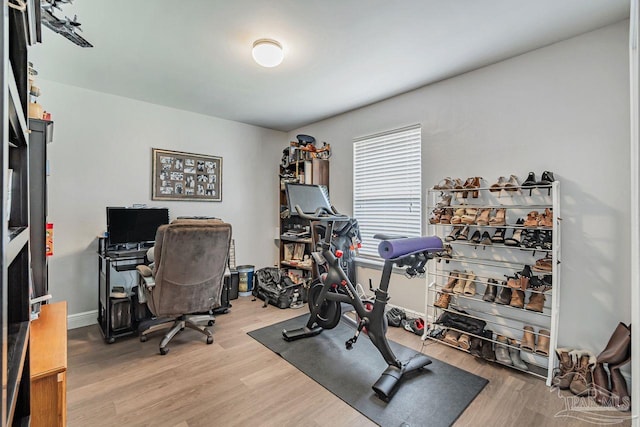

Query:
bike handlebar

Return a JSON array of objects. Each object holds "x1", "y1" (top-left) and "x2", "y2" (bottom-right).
[{"x1": 294, "y1": 205, "x2": 351, "y2": 222}]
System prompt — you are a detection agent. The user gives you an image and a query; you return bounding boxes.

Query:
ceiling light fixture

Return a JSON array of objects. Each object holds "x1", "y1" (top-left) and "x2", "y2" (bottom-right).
[{"x1": 252, "y1": 39, "x2": 284, "y2": 68}]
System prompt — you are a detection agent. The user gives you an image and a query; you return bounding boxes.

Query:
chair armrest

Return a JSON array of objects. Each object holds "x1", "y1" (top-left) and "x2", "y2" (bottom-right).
[{"x1": 136, "y1": 265, "x2": 155, "y2": 289}]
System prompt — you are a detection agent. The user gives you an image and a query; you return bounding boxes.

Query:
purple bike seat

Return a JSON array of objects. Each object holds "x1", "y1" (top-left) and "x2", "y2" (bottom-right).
[{"x1": 378, "y1": 236, "x2": 444, "y2": 260}]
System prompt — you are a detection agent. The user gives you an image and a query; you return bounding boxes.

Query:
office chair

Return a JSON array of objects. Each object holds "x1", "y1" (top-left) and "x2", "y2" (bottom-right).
[{"x1": 136, "y1": 218, "x2": 232, "y2": 355}]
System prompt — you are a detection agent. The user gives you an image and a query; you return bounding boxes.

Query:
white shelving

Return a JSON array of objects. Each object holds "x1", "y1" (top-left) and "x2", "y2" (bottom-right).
[{"x1": 425, "y1": 179, "x2": 560, "y2": 385}]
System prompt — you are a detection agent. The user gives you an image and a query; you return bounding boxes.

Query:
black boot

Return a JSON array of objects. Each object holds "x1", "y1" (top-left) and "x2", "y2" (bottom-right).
[{"x1": 481, "y1": 330, "x2": 495, "y2": 361}]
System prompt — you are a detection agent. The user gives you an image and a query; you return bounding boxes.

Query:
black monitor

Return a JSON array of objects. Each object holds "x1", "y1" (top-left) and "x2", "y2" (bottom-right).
[
  {"x1": 106, "y1": 207, "x2": 169, "y2": 246},
  {"x1": 285, "y1": 184, "x2": 331, "y2": 215}
]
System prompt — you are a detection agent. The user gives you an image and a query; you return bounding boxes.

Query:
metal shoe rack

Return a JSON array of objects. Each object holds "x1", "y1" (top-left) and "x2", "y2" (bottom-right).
[{"x1": 425, "y1": 180, "x2": 560, "y2": 385}]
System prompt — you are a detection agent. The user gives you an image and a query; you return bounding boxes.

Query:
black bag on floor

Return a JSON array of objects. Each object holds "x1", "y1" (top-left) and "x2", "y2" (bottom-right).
[{"x1": 252, "y1": 267, "x2": 307, "y2": 309}]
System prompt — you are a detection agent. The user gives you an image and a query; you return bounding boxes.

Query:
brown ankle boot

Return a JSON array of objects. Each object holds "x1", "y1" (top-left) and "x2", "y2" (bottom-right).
[
  {"x1": 495, "y1": 285, "x2": 512, "y2": 305},
  {"x1": 552, "y1": 348, "x2": 576, "y2": 389},
  {"x1": 521, "y1": 326, "x2": 535, "y2": 352},
  {"x1": 525, "y1": 291, "x2": 545, "y2": 312},
  {"x1": 434, "y1": 292, "x2": 450, "y2": 309},
  {"x1": 509, "y1": 289, "x2": 525, "y2": 308},
  {"x1": 442, "y1": 271, "x2": 459, "y2": 293},
  {"x1": 463, "y1": 272, "x2": 476, "y2": 296},
  {"x1": 569, "y1": 351, "x2": 595, "y2": 396},
  {"x1": 453, "y1": 272, "x2": 467, "y2": 294},
  {"x1": 535, "y1": 329, "x2": 550, "y2": 356}
]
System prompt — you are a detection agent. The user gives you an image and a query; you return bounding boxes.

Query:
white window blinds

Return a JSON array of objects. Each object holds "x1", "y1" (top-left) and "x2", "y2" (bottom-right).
[{"x1": 353, "y1": 125, "x2": 422, "y2": 258}]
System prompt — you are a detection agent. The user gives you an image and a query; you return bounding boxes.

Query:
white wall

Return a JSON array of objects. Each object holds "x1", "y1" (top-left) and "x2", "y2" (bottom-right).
[
  {"x1": 289, "y1": 21, "x2": 631, "y2": 353},
  {"x1": 36, "y1": 80, "x2": 284, "y2": 317}
]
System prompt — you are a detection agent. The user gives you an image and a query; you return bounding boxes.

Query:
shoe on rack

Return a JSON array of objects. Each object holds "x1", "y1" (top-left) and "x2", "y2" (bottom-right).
[
  {"x1": 434, "y1": 292, "x2": 451, "y2": 309},
  {"x1": 445, "y1": 226, "x2": 463, "y2": 241},
  {"x1": 532, "y1": 254, "x2": 553, "y2": 272},
  {"x1": 442, "y1": 329, "x2": 462, "y2": 346},
  {"x1": 508, "y1": 339, "x2": 528, "y2": 370},
  {"x1": 537, "y1": 171, "x2": 556, "y2": 185},
  {"x1": 509, "y1": 289, "x2": 525, "y2": 309},
  {"x1": 522, "y1": 172, "x2": 537, "y2": 187},
  {"x1": 523, "y1": 211, "x2": 540, "y2": 227},
  {"x1": 504, "y1": 228, "x2": 524, "y2": 246},
  {"x1": 435, "y1": 194, "x2": 453, "y2": 208},
  {"x1": 458, "y1": 334, "x2": 471, "y2": 350},
  {"x1": 469, "y1": 230, "x2": 481, "y2": 244},
  {"x1": 480, "y1": 231, "x2": 493, "y2": 245},
  {"x1": 521, "y1": 326, "x2": 536, "y2": 352},
  {"x1": 525, "y1": 291, "x2": 546, "y2": 313},
  {"x1": 491, "y1": 228, "x2": 506, "y2": 243},
  {"x1": 490, "y1": 177, "x2": 506, "y2": 193},
  {"x1": 552, "y1": 348, "x2": 576, "y2": 390},
  {"x1": 463, "y1": 272, "x2": 477, "y2": 296},
  {"x1": 481, "y1": 330, "x2": 496, "y2": 361},
  {"x1": 494, "y1": 335, "x2": 512, "y2": 365},
  {"x1": 495, "y1": 285, "x2": 512, "y2": 305},
  {"x1": 456, "y1": 225, "x2": 471, "y2": 241},
  {"x1": 489, "y1": 208, "x2": 507, "y2": 226},
  {"x1": 433, "y1": 177, "x2": 455, "y2": 190},
  {"x1": 539, "y1": 208, "x2": 553, "y2": 227},
  {"x1": 475, "y1": 208, "x2": 492, "y2": 226},
  {"x1": 439, "y1": 208, "x2": 453, "y2": 224},
  {"x1": 483, "y1": 279, "x2": 498, "y2": 302},
  {"x1": 442, "y1": 270, "x2": 460, "y2": 293},
  {"x1": 450, "y1": 207, "x2": 466, "y2": 224},
  {"x1": 535, "y1": 329, "x2": 551, "y2": 356},
  {"x1": 504, "y1": 175, "x2": 520, "y2": 193},
  {"x1": 469, "y1": 336, "x2": 483, "y2": 357},
  {"x1": 453, "y1": 271, "x2": 467, "y2": 294},
  {"x1": 461, "y1": 208, "x2": 478, "y2": 225}
]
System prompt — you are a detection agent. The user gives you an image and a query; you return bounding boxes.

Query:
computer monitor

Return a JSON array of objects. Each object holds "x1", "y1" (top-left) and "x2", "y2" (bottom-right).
[
  {"x1": 106, "y1": 207, "x2": 169, "y2": 246},
  {"x1": 285, "y1": 184, "x2": 331, "y2": 215}
]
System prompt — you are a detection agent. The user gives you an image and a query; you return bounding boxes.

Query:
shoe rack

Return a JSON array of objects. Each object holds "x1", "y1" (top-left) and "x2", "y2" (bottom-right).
[{"x1": 425, "y1": 176, "x2": 560, "y2": 385}]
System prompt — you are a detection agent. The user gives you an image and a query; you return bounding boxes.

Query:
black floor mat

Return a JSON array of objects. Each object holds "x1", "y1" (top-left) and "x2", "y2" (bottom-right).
[{"x1": 248, "y1": 315, "x2": 488, "y2": 427}]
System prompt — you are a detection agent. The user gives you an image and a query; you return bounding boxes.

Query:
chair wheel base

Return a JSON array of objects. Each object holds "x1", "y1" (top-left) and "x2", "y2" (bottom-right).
[
  {"x1": 159, "y1": 347, "x2": 169, "y2": 355},
  {"x1": 206, "y1": 336, "x2": 214, "y2": 344},
  {"x1": 140, "y1": 336, "x2": 148, "y2": 342}
]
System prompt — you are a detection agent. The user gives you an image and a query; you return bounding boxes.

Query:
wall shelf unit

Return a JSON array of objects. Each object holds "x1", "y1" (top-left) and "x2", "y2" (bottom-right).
[
  {"x1": 278, "y1": 155, "x2": 329, "y2": 287},
  {"x1": 425, "y1": 179, "x2": 560, "y2": 385},
  {"x1": 2, "y1": 1, "x2": 41, "y2": 424}
]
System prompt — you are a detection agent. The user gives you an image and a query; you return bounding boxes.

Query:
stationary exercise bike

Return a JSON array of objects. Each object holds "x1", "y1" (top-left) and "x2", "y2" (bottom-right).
[{"x1": 282, "y1": 187, "x2": 444, "y2": 401}]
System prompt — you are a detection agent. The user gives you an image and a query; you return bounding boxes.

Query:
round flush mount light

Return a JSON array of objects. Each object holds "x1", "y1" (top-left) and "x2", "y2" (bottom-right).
[{"x1": 252, "y1": 39, "x2": 284, "y2": 68}]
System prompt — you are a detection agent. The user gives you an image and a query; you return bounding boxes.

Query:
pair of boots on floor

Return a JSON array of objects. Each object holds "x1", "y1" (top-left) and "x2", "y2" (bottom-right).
[{"x1": 553, "y1": 322, "x2": 630, "y2": 411}]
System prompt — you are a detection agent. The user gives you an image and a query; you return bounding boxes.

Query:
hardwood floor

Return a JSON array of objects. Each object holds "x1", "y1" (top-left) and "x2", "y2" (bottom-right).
[{"x1": 67, "y1": 297, "x2": 631, "y2": 427}]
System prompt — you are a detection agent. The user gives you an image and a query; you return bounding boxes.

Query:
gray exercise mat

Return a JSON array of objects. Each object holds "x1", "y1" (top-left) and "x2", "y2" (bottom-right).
[{"x1": 248, "y1": 315, "x2": 488, "y2": 427}]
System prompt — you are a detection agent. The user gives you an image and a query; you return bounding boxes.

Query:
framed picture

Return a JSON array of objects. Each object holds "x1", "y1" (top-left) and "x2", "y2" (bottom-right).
[{"x1": 152, "y1": 148, "x2": 222, "y2": 202}]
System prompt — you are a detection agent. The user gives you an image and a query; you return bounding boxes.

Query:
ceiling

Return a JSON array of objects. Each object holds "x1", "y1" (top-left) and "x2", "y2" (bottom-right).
[{"x1": 31, "y1": 0, "x2": 630, "y2": 132}]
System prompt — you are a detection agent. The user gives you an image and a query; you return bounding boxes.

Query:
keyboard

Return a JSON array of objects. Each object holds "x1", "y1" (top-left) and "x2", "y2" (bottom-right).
[{"x1": 108, "y1": 249, "x2": 148, "y2": 258}]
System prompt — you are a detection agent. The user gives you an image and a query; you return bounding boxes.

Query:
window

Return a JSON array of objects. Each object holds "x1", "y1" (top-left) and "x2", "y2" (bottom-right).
[{"x1": 353, "y1": 125, "x2": 422, "y2": 258}]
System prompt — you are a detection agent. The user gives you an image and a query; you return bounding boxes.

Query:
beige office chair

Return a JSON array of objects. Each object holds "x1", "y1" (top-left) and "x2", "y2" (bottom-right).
[{"x1": 136, "y1": 218, "x2": 232, "y2": 355}]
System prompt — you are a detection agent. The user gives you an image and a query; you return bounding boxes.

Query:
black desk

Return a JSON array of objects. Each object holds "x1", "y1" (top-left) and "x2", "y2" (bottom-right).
[{"x1": 97, "y1": 238, "x2": 150, "y2": 343}]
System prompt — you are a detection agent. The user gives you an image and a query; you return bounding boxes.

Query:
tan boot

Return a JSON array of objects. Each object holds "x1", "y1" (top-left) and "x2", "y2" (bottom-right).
[
  {"x1": 453, "y1": 272, "x2": 467, "y2": 294},
  {"x1": 536, "y1": 329, "x2": 551, "y2": 356},
  {"x1": 434, "y1": 292, "x2": 450, "y2": 309},
  {"x1": 442, "y1": 271, "x2": 459, "y2": 293},
  {"x1": 443, "y1": 329, "x2": 461, "y2": 346},
  {"x1": 569, "y1": 351, "x2": 596, "y2": 396},
  {"x1": 521, "y1": 326, "x2": 536, "y2": 352},
  {"x1": 552, "y1": 348, "x2": 576, "y2": 390},
  {"x1": 525, "y1": 291, "x2": 546, "y2": 312},
  {"x1": 463, "y1": 272, "x2": 476, "y2": 296},
  {"x1": 509, "y1": 289, "x2": 525, "y2": 308}
]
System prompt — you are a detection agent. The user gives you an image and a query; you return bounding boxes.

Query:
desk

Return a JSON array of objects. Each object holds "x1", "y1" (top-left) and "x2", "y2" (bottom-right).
[
  {"x1": 31, "y1": 301, "x2": 67, "y2": 427},
  {"x1": 97, "y1": 238, "x2": 148, "y2": 343}
]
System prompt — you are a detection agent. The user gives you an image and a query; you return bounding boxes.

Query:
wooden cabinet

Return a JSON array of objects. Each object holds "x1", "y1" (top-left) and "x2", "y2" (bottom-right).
[{"x1": 30, "y1": 302, "x2": 67, "y2": 427}]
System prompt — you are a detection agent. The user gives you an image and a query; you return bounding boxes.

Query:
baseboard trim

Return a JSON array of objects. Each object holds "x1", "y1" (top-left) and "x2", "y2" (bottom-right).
[{"x1": 68, "y1": 309, "x2": 98, "y2": 330}]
